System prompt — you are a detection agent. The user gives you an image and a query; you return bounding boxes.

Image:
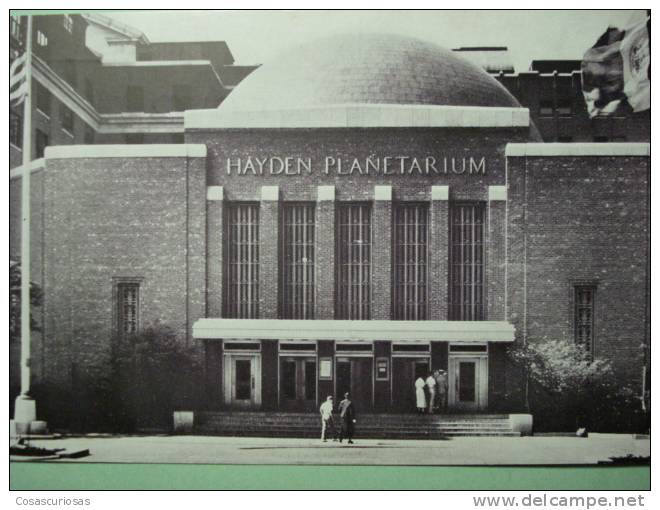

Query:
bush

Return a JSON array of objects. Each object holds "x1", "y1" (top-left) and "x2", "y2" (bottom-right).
[
  {"x1": 111, "y1": 325, "x2": 203, "y2": 432},
  {"x1": 508, "y1": 340, "x2": 646, "y2": 433}
]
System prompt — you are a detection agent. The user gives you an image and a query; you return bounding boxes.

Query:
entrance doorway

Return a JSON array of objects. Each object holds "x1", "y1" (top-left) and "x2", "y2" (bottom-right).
[
  {"x1": 392, "y1": 358, "x2": 430, "y2": 412},
  {"x1": 336, "y1": 358, "x2": 373, "y2": 409},
  {"x1": 448, "y1": 356, "x2": 488, "y2": 411},
  {"x1": 223, "y1": 354, "x2": 261, "y2": 409},
  {"x1": 280, "y1": 357, "x2": 317, "y2": 411}
]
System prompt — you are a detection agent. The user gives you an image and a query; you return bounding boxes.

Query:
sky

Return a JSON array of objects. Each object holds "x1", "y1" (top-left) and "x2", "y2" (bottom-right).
[{"x1": 105, "y1": 10, "x2": 645, "y2": 71}]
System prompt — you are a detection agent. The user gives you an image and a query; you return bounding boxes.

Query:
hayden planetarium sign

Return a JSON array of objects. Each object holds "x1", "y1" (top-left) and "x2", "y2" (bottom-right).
[{"x1": 225, "y1": 155, "x2": 488, "y2": 176}]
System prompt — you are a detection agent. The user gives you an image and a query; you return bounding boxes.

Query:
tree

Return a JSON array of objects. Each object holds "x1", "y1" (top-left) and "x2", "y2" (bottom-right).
[
  {"x1": 9, "y1": 259, "x2": 43, "y2": 341},
  {"x1": 508, "y1": 340, "x2": 643, "y2": 432}
]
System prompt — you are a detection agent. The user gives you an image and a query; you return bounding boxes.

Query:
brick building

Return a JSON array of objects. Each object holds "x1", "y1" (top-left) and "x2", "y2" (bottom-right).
[
  {"x1": 9, "y1": 33, "x2": 649, "y2": 431},
  {"x1": 9, "y1": 13, "x2": 256, "y2": 169}
]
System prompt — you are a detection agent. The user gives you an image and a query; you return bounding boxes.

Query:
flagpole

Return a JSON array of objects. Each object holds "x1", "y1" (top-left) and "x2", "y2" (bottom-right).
[{"x1": 15, "y1": 14, "x2": 37, "y2": 430}]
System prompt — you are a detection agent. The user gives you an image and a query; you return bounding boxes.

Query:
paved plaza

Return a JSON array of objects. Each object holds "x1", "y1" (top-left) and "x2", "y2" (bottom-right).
[{"x1": 11, "y1": 434, "x2": 650, "y2": 465}]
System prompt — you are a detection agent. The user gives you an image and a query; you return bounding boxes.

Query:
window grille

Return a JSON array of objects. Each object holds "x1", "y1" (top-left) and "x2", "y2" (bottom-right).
[
  {"x1": 336, "y1": 203, "x2": 371, "y2": 319},
  {"x1": 449, "y1": 203, "x2": 485, "y2": 320},
  {"x1": 118, "y1": 283, "x2": 139, "y2": 336},
  {"x1": 393, "y1": 203, "x2": 428, "y2": 320},
  {"x1": 575, "y1": 286, "x2": 595, "y2": 354},
  {"x1": 224, "y1": 203, "x2": 259, "y2": 318},
  {"x1": 281, "y1": 204, "x2": 315, "y2": 319}
]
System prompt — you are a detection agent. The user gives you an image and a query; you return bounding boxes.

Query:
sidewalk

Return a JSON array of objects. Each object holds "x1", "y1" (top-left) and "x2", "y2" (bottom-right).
[{"x1": 10, "y1": 434, "x2": 650, "y2": 465}]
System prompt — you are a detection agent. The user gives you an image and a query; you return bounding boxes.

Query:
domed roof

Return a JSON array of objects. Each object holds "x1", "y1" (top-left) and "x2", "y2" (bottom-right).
[{"x1": 219, "y1": 33, "x2": 522, "y2": 112}]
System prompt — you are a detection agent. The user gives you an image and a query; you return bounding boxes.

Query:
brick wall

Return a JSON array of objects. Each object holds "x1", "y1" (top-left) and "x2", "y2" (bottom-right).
[{"x1": 507, "y1": 154, "x2": 649, "y2": 387}]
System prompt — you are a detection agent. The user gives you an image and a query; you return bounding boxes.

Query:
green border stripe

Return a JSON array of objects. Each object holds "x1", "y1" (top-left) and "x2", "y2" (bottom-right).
[{"x1": 10, "y1": 465, "x2": 651, "y2": 490}]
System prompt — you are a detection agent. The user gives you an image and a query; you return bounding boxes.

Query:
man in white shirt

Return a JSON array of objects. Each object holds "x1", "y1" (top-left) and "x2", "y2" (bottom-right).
[{"x1": 319, "y1": 395, "x2": 337, "y2": 442}]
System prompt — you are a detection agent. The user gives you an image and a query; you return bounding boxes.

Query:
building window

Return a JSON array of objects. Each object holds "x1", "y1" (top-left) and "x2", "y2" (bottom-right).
[
  {"x1": 85, "y1": 78, "x2": 94, "y2": 104},
  {"x1": 393, "y1": 203, "x2": 428, "y2": 320},
  {"x1": 35, "y1": 129, "x2": 49, "y2": 158},
  {"x1": 539, "y1": 100, "x2": 554, "y2": 117},
  {"x1": 11, "y1": 16, "x2": 24, "y2": 45},
  {"x1": 60, "y1": 105, "x2": 74, "y2": 134},
  {"x1": 63, "y1": 14, "x2": 74, "y2": 33},
  {"x1": 10, "y1": 110, "x2": 23, "y2": 148},
  {"x1": 36, "y1": 82, "x2": 50, "y2": 116},
  {"x1": 574, "y1": 286, "x2": 595, "y2": 354},
  {"x1": 37, "y1": 30, "x2": 48, "y2": 47},
  {"x1": 173, "y1": 84, "x2": 191, "y2": 112},
  {"x1": 224, "y1": 203, "x2": 259, "y2": 318},
  {"x1": 117, "y1": 282, "x2": 140, "y2": 337},
  {"x1": 64, "y1": 58, "x2": 76, "y2": 87},
  {"x1": 280, "y1": 203, "x2": 315, "y2": 319},
  {"x1": 126, "y1": 85, "x2": 144, "y2": 112},
  {"x1": 449, "y1": 203, "x2": 485, "y2": 320},
  {"x1": 336, "y1": 203, "x2": 371, "y2": 319},
  {"x1": 84, "y1": 125, "x2": 95, "y2": 144}
]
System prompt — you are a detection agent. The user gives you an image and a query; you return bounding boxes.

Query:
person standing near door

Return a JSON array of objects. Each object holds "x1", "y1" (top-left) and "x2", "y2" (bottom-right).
[
  {"x1": 338, "y1": 392, "x2": 356, "y2": 444},
  {"x1": 426, "y1": 372, "x2": 437, "y2": 414},
  {"x1": 435, "y1": 369, "x2": 448, "y2": 412},
  {"x1": 415, "y1": 375, "x2": 426, "y2": 413},
  {"x1": 319, "y1": 395, "x2": 337, "y2": 442}
]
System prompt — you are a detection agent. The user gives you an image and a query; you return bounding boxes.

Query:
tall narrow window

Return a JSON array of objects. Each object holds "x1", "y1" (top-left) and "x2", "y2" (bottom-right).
[
  {"x1": 10, "y1": 110, "x2": 23, "y2": 148},
  {"x1": 60, "y1": 105, "x2": 74, "y2": 134},
  {"x1": 281, "y1": 203, "x2": 315, "y2": 319},
  {"x1": 393, "y1": 203, "x2": 428, "y2": 320},
  {"x1": 36, "y1": 83, "x2": 50, "y2": 116},
  {"x1": 224, "y1": 204, "x2": 259, "y2": 318},
  {"x1": 35, "y1": 129, "x2": 49, "y2": 158},
  {"x1": 449, "y1": 203, "x2": 485, "y2": 320},
  {"x1": 62, "y1": 14, "x2": 74, "y2": 33},
  {"x1": 336, "y1": 203, "x2": 371, "y2": 319},
  {"x1": 117, "y1": 282, "x2": 139, "y2": 337},
  {"x1": 575, "y1": 286, "x2": 595, "y2": 354}
]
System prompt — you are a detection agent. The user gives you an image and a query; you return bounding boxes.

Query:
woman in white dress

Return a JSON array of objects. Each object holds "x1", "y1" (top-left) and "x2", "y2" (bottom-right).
[{"x1": 414, "y1": 376, "x2": 426, "y2": 414}]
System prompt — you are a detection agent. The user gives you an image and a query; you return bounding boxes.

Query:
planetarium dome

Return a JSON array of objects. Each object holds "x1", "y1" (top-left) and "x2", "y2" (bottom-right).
[{"x1": 218, "y1": 33, "x2": 523, "y2": 112}]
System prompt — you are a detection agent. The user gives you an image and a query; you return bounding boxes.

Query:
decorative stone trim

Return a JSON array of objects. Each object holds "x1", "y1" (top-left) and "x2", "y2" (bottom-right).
[
  {"x1": 185, "y1": 104, "x2": 531, "y2": 129},
  {"x1": 193, "y1": 318, "x2": 516, "y2": 343},
  {"x1": 374, "y1": 185, "x2": 392, "y2": 201},
  {"x1": 488, "y1": 185, "x2": 507, "y2": 201},
  {"x1": 431, "y1": 185, "x2": 449, "y2": 201},
  {"x1": 317, "y1": 185, "x2": 335, "y2": 202},
  {"x1": 505, "y1": 142, "x2": 650, "y2": 157},
  {"x1": 261, "y1": 185, "x2": 279, "y2": 201},
  {"x1": 206, "y1": 186, "x2": 224, "y2": 201}
]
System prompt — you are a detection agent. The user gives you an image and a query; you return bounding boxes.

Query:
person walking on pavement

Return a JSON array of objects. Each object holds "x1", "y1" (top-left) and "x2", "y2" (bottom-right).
[
  {"x1": 415, "y1": 375, "x2": 426, "y2": 413},
  {"x1": 426, "y1": 372, "x2": 437, "y2": 414},
  {"x1": 338, "y1": 392, "x2": 356, "y2": 444},
  {"x1": 319, "y1": 395, "x2": 337, "y2": 442}
]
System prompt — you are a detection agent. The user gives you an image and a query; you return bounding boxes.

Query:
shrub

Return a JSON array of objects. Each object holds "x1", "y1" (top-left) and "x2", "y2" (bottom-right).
[{"x1": 508, "y1": 340, "x2": 645, "y2": 432}]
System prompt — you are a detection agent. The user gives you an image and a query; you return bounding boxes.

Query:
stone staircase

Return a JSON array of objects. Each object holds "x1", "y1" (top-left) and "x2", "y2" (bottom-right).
[{"x1": 193, "y1": 412, "x2": 520, "y2": 438}]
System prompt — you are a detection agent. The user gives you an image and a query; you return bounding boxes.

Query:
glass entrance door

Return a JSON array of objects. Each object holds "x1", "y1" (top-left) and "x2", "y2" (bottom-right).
[
  {"x1": 223, "y1": 354, "x2": 261, "y2": 409},
  {"x1": 336, "y1": 358, "x2": 373, "y2": 409},
  {"x1": 280, "y1": 357, "x2": 317, "y2": 411},
  {"x1": 392, "y1": 358, "x2": 430, "y2": 412},
  {"x1": 448, "y1": 356, "x2": 487, "y2": 411}
]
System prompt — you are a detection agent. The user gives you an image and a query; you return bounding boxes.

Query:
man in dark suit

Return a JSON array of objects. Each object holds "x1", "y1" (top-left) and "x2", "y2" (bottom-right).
[{"x1": 338, "y1": 392, "x2": 356, "y2": 444}]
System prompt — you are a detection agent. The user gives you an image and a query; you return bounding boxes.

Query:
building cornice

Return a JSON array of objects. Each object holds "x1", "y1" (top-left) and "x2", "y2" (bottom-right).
[
  {"x1": 97, "y1": 113, "x2": 184, "y2": 134},
  {"x1": 185, "y1": 104, "x2": 531, "y2": 130},
  {"x1": 506, "y1": 143, "x2": 650, "y2": 157},
  {"x1": 193, "y1": 319, "x2": 515, "y2": 342}
]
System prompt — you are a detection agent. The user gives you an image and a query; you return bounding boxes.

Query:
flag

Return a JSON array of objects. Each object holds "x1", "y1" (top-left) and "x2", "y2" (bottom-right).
[
  {"x1": 10, "y1": 52, "x2": 28, "y2": 106},
  {"x1": 581, "y1": 14, "x2": 650, "y2": 117}
]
